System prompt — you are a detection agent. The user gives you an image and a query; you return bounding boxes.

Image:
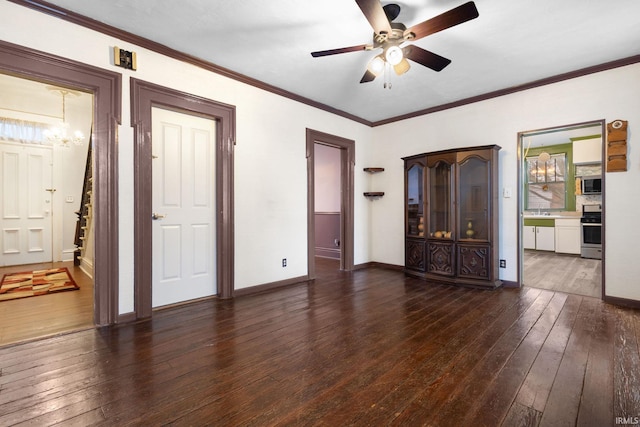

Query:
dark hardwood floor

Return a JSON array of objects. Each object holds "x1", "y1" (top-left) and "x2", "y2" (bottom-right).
[{"x1": 0, "y1": 259, "x2": 639, "y2": 426}]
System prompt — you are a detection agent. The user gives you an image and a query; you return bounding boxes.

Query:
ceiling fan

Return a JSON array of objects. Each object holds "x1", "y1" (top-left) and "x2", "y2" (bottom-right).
[{"x1": 311, "y1": 0, "x2": 479, "y2": 84}]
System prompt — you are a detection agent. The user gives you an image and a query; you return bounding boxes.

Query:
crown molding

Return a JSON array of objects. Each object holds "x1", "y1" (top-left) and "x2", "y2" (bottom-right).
[{"x1": 9, "y1": 0, "x2": 640, "y2": 128}]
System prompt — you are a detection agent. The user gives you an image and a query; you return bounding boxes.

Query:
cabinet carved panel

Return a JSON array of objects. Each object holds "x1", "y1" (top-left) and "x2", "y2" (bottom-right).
[
  {"x1": 406, "y1": 239, "x2": 425, "y2": 271},
  {"x1": 458, "y1": 245, "x2": 490, "y2": 279},
  {"x1": 427, "y1": 241, "x2": 454, "y2": 276}
]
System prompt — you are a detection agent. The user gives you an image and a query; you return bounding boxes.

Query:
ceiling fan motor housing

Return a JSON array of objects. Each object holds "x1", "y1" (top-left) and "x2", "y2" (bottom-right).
[{"x1": 374, "y1": 22, "x2": 410, "y2": 46}]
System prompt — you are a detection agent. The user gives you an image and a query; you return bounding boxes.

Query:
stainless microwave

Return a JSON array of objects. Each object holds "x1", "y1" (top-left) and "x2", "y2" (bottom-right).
[{"x1": 581, "y1": 176, "x2": 602, "y2": 194}]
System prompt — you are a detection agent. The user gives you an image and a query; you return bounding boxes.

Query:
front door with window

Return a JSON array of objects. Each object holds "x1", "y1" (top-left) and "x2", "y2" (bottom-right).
[{"x1": 151, "y1": 107, "x2": 216, "y2": 307}]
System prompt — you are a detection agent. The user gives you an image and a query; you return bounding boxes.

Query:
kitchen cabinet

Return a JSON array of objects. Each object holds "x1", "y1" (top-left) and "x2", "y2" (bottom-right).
[
  {"x1": 403, "y1": 145, "x2": 501, "y2": 289},
  {"x1": 536, "y1": 226, "x2": 555, "y2": 251},
  {"x1": 573, "y1": 137, "x2": 602, "y2": 164},
  {"x1": 555, "y1": 218, "x2": 581, "y2": 254},
  {"x1": 523, "y1": 224, "x2": 555, "y2": 251},
  {"x1": 523, "y1": 225, "x2": 536, "y2": 250}
]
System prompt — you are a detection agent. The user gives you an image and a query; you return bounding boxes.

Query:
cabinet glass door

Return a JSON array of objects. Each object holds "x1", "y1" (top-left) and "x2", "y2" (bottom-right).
[
  {"x1": 406, "y1": 163, "x2": 424, "y2": 237},
  {"x1": 459, "y1": 157, "x2": 489, "y2": 240},
  {"x1": 428, "y1": 161, "x2": 452, "y2": 238}
]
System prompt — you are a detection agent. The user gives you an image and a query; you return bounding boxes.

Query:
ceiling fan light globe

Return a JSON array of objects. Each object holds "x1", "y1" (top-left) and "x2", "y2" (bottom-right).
[
  {"x1": 385, "y1": 45, "x2": 403, "y2": 65},
  {"x1": 394, "y1": 58, "x2": 411, "y2": 76},
  {"x1": 368, "y1": 55, "x2": 385, "y2": 76}
]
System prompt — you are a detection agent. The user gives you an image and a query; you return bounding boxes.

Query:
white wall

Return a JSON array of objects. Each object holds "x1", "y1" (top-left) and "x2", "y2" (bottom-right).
[
  {"x1": 0, "y1": 2, "x2": 374, "y2": 314},
  {"x1": 370, "y1": 63, "x2": 640, "y2": 301}
]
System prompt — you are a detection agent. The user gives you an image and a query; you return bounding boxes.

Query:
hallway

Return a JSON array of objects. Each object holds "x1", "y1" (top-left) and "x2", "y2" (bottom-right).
[{"x1": 0, "y1": 262, "x2": 93, "y2": 346}]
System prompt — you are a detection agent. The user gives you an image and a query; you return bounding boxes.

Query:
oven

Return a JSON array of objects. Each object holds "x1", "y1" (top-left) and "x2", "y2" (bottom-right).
[{"x1": 580, "y1": 204, "x2": 602, "y2": 259}]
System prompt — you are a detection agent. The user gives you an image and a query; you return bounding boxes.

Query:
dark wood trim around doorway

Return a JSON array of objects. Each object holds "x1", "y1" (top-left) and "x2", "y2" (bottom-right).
[
  {"x1": 0, "y1": 40, "x2": 121, "y2": 326},
  {"x1": 306, "y1": 129, "x2": 355, "y2": 279},
  {"x1": 130, "y1": 78, "x2": 236, "y2": 320}
]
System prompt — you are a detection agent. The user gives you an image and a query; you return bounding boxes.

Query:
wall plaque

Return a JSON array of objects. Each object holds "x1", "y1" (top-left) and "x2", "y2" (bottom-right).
[{"x1": 607, "y1": 119, "x2": 627, "y2": 172}]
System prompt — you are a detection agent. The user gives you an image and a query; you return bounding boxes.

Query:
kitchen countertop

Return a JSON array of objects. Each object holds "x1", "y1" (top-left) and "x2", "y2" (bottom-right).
[{"x1": 522, "y1": 212, "x2": 582, "y2": 219}]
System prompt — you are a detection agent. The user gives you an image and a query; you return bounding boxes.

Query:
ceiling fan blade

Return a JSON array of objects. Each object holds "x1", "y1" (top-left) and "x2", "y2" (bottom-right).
[
  {"x1": 311, "y1": 44, "x2": 370, "y2": 57},
  {"x1": 355, "y1": 0, "x2": 392, "y2": 35},
  {"x1": 360, "y1": 69, "x2": 377, "y2": 83},
  {"x1": 404, "y1": 1, "x2": 479, "y2": 41},
  {"x1": 403, "y1": 46, "x2": 451, "y2": 72}
]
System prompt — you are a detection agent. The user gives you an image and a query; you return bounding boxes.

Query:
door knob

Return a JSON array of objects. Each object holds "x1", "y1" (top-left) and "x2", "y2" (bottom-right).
[{"x1": 152, "y1": 213, "x2": 166, "y2": 220}]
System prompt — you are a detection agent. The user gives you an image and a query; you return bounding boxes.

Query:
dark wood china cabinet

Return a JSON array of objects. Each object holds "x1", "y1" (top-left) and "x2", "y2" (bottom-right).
[{"x1": 403, "y1": 145, "x2": 501, "y2": 289}]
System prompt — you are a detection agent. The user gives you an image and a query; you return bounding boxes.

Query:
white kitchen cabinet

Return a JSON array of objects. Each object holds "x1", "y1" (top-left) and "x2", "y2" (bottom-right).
[
  {"x1": 573, "y1": 138, "x2": 602, "y2": 164},
  {"x1": 555, "y1": 218, "x2": 581, "y2": 254},
  {"x1": 523, "y1": 225, "x2": 555, "y2": 251},
  {"x1": 523, "y1": 225, "x2": 536, "y2": 249},
  {"x1": 536, "y1": 226, "x2": 555, "y2": 251}
]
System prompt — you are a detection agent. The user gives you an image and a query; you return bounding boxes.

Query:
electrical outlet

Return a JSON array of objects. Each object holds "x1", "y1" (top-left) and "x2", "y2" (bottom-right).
[
  {"x1": 499, "y1": 259, "x2": 506, "y2": 268},
  {"x1": 282, "y1": 258, "x2": 287, "y2": 267}
]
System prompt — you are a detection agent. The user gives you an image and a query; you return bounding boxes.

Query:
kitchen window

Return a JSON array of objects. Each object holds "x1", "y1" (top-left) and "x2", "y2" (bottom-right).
[{"x1": 526, "y1": 153, "x2": 566, "y2": 210}]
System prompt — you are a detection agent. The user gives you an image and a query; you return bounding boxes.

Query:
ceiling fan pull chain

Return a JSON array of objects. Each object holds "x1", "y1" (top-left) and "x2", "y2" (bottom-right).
[{"x1": 384, "y1": 62, "x2": 392, "y2": 89}]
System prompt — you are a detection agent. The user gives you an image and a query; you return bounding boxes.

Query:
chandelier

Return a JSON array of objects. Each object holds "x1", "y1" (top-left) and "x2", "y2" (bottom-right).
[{"x1": 43, "y1": 87, "x2": 84, "y2": 148}]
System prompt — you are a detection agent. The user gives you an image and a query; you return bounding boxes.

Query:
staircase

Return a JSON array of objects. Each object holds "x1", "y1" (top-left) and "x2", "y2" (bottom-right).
[{"x1": 74, "y1": 139, "x2": 93, "y2": 266}]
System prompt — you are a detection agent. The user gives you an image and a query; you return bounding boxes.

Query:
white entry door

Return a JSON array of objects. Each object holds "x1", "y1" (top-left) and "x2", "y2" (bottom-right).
[
  {"x1": 1, "y1": 142, "x2": 53, "y2": 266},
  {"x1": 151, "y1": 107, "x2": 216, "y2": 307}
]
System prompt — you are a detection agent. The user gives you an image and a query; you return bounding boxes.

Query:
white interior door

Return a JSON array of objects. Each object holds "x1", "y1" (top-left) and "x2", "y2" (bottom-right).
[
  {"x1": 151, "y1": 107, "x2": 216, "y2": 307},
  {"x1": 1, "y1": 142, "x2": 53, "y2": 266}
]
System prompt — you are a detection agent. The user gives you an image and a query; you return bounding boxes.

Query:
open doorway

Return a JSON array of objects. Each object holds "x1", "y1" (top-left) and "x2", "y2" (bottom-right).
[
  {"x1": 0, "y1": 73, "x2": 95, "y2": 345},
  {"x1": 306, "y1": 129, "x2": 355, "y2": 280},
  {"x1": 518, "y1": 120, "x2": 605, "y2": 298},
  {"x1": 0, "y1": 40, "x2": 121, "y2": 343},
  {"x1": 314, "y1": 143, "x2": 341, "y2": 262}
]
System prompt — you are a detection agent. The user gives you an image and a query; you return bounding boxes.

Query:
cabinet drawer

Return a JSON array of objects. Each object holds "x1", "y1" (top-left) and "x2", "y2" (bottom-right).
[{"x1": 554, "y1": 218, "x2": 580, "y2": 227}]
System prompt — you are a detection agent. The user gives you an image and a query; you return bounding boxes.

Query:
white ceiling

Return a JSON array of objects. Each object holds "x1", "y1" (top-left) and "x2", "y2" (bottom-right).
[
  {"x1": 0, "y1": 73, "x2": 90, "y2": 120},
  {"x1": 17, "y1": 0, "x2": 640, "y2": 123}
]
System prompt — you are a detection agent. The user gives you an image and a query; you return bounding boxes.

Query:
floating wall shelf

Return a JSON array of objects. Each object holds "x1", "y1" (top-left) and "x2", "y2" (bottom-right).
[
  {"x1": 364, "y1": 168, "x2": 384, "y2": 198},
  {"x1": 364, "y1": 192, "x2": 385, "y2": 198}
]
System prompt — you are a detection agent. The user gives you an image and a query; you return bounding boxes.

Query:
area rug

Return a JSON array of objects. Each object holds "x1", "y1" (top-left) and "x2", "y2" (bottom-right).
[{"x1": 0, "y1": 267, "x2": 79, "y2": 302}]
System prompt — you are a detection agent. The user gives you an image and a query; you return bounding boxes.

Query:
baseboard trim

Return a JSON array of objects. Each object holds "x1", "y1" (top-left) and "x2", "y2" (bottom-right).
[
  {"x1": 61, "y1": 248, "x2": 76, "y2": 263},
  {"x1": 354, "y1": 261, "x2": 404, "y2": 271},
  {"x1": 501, "y1": 280, "x2": 519, "y2": 288},
  {"x1": 117, "y1": 312, "x2": 137, "y2": 324},
  {"x1": 604, "y1": 295, "x2": 640, "y2": 310},
  {"x1": 80, "y1": 257, "x2": 94, "y2": 279},
  {"x1": 234, "y1": 275, "x2": 310, "y2": 297},
  {"x1": 315, "y1": 248, "x2": 340, "y2": 259}
]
